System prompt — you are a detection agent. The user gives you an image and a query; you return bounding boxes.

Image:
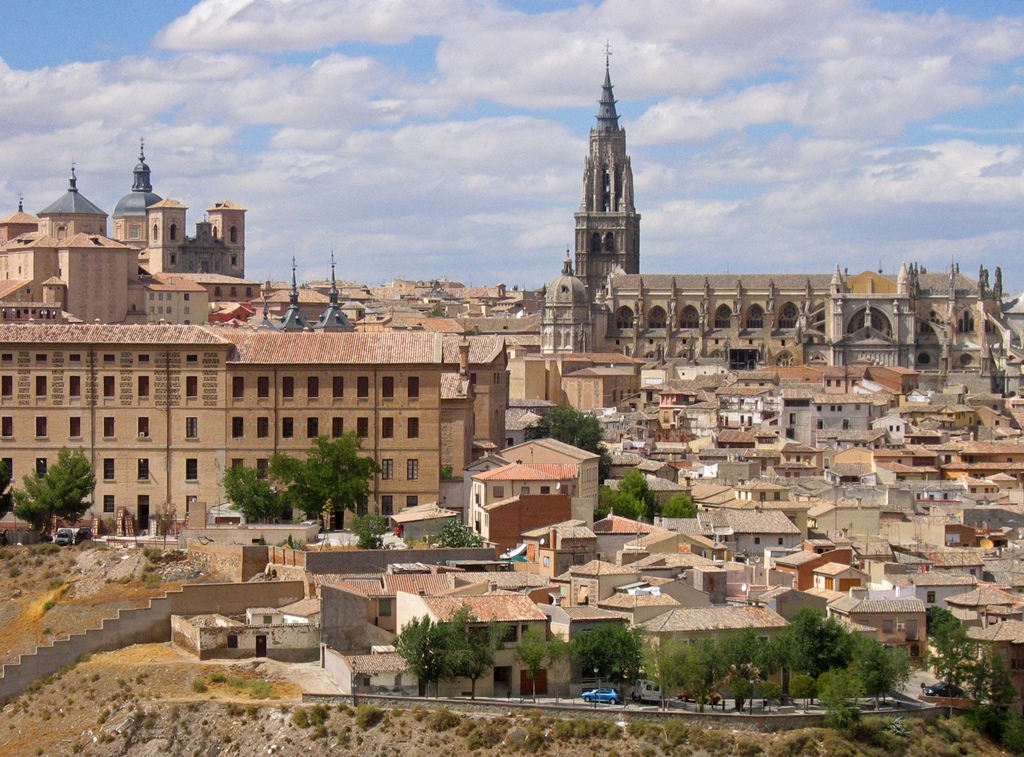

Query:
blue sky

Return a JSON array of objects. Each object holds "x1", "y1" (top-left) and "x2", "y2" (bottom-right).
[{"x1": 2, "y1": 0, "x2": 1024, "y2": 292}]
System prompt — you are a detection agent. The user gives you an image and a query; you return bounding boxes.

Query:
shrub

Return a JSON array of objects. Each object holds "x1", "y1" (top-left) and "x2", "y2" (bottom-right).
[
  {"x1": 427, "y1": 708, "x2": 460, "y2": 732},
  {"x1": 42, "y1": 600, "x2": 56, "y2": 612},
  {"x1": 308, "y1": 704, "x2": 329, "y2": 727},
  {"x1": 210, "y1": 672, "x2": 227, "y2": 684},
  {"x1": 354, "y1": 704, "x2": 384, "y2": 729},
  {"x1": 248, "y1": 679, "x2": 272, "y2": 699},
  {"x1": 291, "y1": 708, "x2": 310, "y2": 728},
  {"x1": 191, "y1": 678, "x2": 208, "y2": 693}
]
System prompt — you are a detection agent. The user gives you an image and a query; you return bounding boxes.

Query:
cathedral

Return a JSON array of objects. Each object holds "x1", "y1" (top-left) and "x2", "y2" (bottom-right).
[
  {"x1": 542, "y1": 63, "x2": 1013, "y2": 380},
  {"x1": 0, "y1": 145, "x2": 247, "y2": 324}
]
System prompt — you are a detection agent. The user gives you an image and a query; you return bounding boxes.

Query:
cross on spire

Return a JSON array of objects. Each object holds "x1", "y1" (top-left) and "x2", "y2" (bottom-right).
[
  {"x1": 605, "y1": 40, "x2": 612, "y2": 68},
  {"x1": 140, "y1": 137, "x2": 145, "y2": 159}
]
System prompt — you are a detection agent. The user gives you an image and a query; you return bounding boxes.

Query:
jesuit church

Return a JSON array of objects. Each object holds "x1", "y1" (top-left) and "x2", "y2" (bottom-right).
[{"x1": 542, "y1": 62, "x2": 1012, "y2": 379}]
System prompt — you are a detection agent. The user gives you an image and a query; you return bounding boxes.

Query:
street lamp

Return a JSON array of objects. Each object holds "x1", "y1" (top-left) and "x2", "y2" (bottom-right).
[{"x1": 594, "y1": 666, "x2": 600, "y2": 709}]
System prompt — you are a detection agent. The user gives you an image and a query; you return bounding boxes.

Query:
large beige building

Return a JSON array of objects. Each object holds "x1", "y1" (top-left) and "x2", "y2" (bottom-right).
[{"x1": 0, "y1": 325, "x2": 506, "y2": 531}]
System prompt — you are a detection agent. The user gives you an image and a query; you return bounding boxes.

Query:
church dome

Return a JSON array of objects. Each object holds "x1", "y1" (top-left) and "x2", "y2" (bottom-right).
[
  {"x1": 113, "y1": 144, "x2": 162, "y2": 218},
  {"x1": 547, "y1": 254, "x2": 588, "y2": 306}
]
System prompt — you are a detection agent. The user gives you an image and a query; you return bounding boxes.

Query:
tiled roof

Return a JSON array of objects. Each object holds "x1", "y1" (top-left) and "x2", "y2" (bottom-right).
[
  {"x1": 521, "y1": 519, "x2": 594, "y2": 540},
  {"x1": 440, "y1": 372, "x2": 469, "y2": 399},
  {"x1": 814, "y1": 562, "x2": 859, "y2": 576},
  {"x1": 968, "y1": 620, "x2": 1024, "y2": 644},
  {"x1": 345, "y1": 652, "x2": 407, "y2": 675},
  {"x1": 593, "y1": 515, "x2": 657, "y2": 535},
  {"x1": 278, "y1": 598, "x2": 321, "y2": 617},
  {"x1": 774, "y1": 551, "x2": 827, "y2": 567},
  {"x1": 421, "y1": 593, "x2": 547, "y2": 622},
  {"x1": 569, "y1": 560, "x2": 640, "y2": 577},
  {"x1": 0, "y1": 324, "x2": 229, "y2": 345},
  {"x1": 830, "y1": 597, "x2": 926, "y2": 614},
  {"x1": 945, "y1": 586, "x2": 1021, "y2": 608},
  {"x1": 598, "y1": 592, "x2": 681, "y2": 609},
  {"x1": 910, "y1": 573, "x2": 977, "y2": 587},
  {"x1": 503, "y1": 437, "x2": 600, "y2": 461},
  {"x1": 640, "y1": 606, "x2": 788, "y2": 633},
  {"x1": 473, "y1": 462, "x2": 577, "y2": 482},
  {"x1": 554, "y1": 606, "x2": 630, "y2": 622}
]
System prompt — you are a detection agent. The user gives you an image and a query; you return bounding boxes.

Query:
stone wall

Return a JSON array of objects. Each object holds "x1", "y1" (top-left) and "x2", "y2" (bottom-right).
[
  {"x1": 0, "y1": 580, "x2": 305, "y2": 706},
  {"x1": 301, "y1": 547, "x2": 497, "y2": 574},
  {"x1": 187, "y1": 541, "x2": 269, "y2": 582}
]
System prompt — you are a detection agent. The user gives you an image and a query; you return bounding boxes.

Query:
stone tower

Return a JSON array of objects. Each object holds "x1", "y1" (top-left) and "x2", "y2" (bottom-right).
[{"x1": 574, "y1": 57, "x2": 640, "y2": 300}]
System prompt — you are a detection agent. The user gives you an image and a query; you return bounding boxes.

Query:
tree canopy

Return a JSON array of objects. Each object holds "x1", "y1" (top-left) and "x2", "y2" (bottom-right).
[
  {"x1": 351, "y1": 513, "x2": 388, "y2": 549},
  {"x1": 661, "y1": 492, "x2": 696, "y2": 519},
  {"x1": 13, "y1": 447, "x2": 95, "y2": 532},
  {"x1": 222, "y1": 464, "x2": 286, "y2": 523},
  {"x1": 569, "y1": 622, "x2": 644, "y2": 684},
  {"x1": 434, "y1": 518, "x2": 484, "y2": 548},
  {"x1": 779, "y1": 608, "x2": 855, "y2": 679},
  {"x1": 269, "y1": 433, "x2": 380, "y2": 523},
  {"x1": 0, "y1": 458, "x2": 12, "y2": 517}
]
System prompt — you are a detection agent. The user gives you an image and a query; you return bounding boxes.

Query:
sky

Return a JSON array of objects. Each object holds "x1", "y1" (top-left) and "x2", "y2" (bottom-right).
[{"x1": 2, "y1": 0, "x2": 1024, "y2": 292}]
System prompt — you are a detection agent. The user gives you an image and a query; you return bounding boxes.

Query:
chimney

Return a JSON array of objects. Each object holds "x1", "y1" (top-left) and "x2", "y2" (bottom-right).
[{"x1": 458, "y1": 337, "x2": 470, "y2": 376}]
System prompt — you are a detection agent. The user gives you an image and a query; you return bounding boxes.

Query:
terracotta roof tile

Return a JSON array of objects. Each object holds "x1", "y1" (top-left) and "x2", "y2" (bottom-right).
[{"x1": 0, "y1": 323, "x2": 228, "y2": 345}]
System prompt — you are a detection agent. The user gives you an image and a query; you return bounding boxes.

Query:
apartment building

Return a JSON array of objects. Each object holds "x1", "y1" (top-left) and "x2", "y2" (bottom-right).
[{"x1": 0, "y1": 324, "x2": 506, "y2": 530}]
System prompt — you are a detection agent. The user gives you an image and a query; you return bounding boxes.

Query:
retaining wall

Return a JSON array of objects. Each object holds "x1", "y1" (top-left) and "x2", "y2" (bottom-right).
[
  {"x1": 187, "y1": 542, "x2": 269, "y2": 582},
  {"x1": 0, "y1": 580, "x2": 305, "y2": 706},
  {"x1": 300, "y1": 693, "x2": 945, "y2": 733}
]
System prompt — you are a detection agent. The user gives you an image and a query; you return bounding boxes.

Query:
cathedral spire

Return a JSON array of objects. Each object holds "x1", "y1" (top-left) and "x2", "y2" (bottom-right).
[
  {"x1": 595, "y1": 46, "x2": 620, "y2": 133},
  {"x1": 562, "y1": 248, "x2": 573, "y2": 276}
]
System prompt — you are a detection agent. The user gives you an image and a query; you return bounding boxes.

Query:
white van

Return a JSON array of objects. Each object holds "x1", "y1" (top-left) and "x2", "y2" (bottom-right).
[{"x1": 630, "y1": 679, "x2": 662, "y2": 704}]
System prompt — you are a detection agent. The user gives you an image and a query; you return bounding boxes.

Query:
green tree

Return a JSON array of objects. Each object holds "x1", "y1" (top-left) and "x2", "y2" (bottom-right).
[
  {"x1": 528, "y1": 405, "x2": 611, "y2": 481},
  {"x1": 222, "y1": 464, "x2": 286, "y2": 523},
  {"x1": 601, "y1": 489, "x2": 645, "y2": 521},
  {"x1": 679, "y1": 638, "x2": 726, "y2": 712},
  {"x1": 12, "y1": 447, "x2": 95, "y2": 532},
  {"x1": 569, "y1": 622, "x2": 645, "y2": 685},
  {"x1": 516, "y1": 627, "x2": 549, "y2": 701},
  {"x1": 618, "y1": 469, "x2": 656, "y2": 521},
  {"x1": 729, "y1": 676, "x2": 753, "y2": 713},
  {"x1": 789, "y1": 674, "x2": 817, "y2": 711},
  {"x1": 965, "y1": 644, "x2": 1019, "y2": 741},
  {"x1": 351, "y1": 513, "x2": 388, "y2": 549},
  {"x1": 928, "y1": 607, "x2": 976, "y2": 694},
  {"x1": 395, "y1": 614, "x2": 460, "y2": 698},
  {"x1": 780, "y1": 608, "x2": 854, "y2": 679},
  {"x1": 0, "y1": 459, "x2": 12, "y2": 517},
  {"x1": 449, "y1": 606, "x2": 500, "y2": 700},
  {"x1": 434, "y1": 518, "x2": 484, "y2": 548},
  {"x1": 642, "y1": 637, "x2": 687, "y2": 709},
  {"x1": 818, "y1": 669, "x2": 862, "y2": 729},
  {"x1": 760, "y1": 680, "x2": 782, "y2": 712},
  {"x1": 269, "y1": 434, "x2": 380, "y2": 523},
  {"x1": 853, "y1": 638, "x2": 911, "y2": 707},
  {"x1": 661, "y1": 492, "x2": 696, "y2": 519}
]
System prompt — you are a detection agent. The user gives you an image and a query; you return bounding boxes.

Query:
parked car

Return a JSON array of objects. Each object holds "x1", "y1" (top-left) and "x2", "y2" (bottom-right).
[
  {"x1": 678, "y1": 691, "x2": 723, "y2": 705},
  {"x1": 582, "y1": 687, "x2": 621, "y2": 704},
  {"x1": 54, "y1": 527, "x2": 92, "y2": 547},
  {"x1": 922, "y1": 682, "x2": 964, "y2": 698}
]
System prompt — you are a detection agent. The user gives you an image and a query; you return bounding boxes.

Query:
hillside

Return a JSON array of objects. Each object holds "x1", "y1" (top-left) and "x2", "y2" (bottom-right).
[
  {"x1": 0, "y1": 541, "x2": 215, "y2": 665},
  {"x1": 0, "y1": 641, "x2": 1012, "y2": 757}
]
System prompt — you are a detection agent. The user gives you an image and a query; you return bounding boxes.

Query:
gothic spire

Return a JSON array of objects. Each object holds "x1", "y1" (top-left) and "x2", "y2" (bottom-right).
[{"x1": 595, "y1": 49, "x2": 620, "y2": 133}]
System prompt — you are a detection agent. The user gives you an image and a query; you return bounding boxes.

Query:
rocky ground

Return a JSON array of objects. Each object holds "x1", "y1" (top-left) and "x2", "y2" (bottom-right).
[
  {"x1": 0, "y1": 540, "x2": 216, "y2": 665},
  {"x1": 0, "y1": 644, "x2": 1011, "y2": 757}
]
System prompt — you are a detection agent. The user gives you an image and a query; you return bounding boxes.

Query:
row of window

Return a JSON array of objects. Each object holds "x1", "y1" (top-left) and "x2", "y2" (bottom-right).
[
  {"x1": 2, "y1": 352, "x2": 200, "y2": 365},
  {"x1": 1, "y1": 373, "x2": 428, "y2": 403},
  {"x1": 3, "y1": 413, "x2": 425, "y2": 442},
  {"x1": 148, "y1": 292, "x2": 191, "y2": 301},
  {"x1": 232, "y1": 375, "x2": 420, "y2": 400}
]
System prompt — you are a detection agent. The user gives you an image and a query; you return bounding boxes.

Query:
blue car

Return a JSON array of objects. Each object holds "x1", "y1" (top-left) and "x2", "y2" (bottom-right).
[{"x1": 582, "y1": 687, "x2": 621, "y2": 704}]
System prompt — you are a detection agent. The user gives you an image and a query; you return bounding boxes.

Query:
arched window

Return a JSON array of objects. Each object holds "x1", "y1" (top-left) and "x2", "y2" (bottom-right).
[
  {"x1": 776, "y1": 352, "x2": 793, "y2": 367},
  {"x1": 603, "y1": 233, "x2": 615, "y2": 253},
  {"x1": 602, "y1": 167, "x2": 611, "y2": 212},
  {"x1": 230, "y1": 226, "x2": 238, "y2": 243},
  {"x1": 591, "y1": 232, "x2": 601, "y2": 253},
  {"x1": 958, "y1": 310, "x2": 975, "y2": 333},
  {"x1": 960, "y1": 354, "x2": 973, "y2": 367},
  {"x1": 679, "y1": 305, "x2": 700, "y2": 329},
  {"x1": 745, "y1": 305, "x2": 765, "y2": 330},
  {"x1": 917, "y1": 352, "x2": 932, "y2": 365},
  {"x1": 918, "y1": 312, "x2": 936, "y2": 335},
  {"x1": 778, "y1": 302, "x2": 799, "y2": 329},
  {"x1": 647, "y1": 306, "x2": 667, "y2": 329},
  {"x1": 169, "y1": 223, "x2": 177, "y2": 242},
  {"x1": 152, "y1": 224, "x2": 159, "y2": 241},
  {"x1": 985, "y1": 319, "x2": 995, "y2": 334},
  {"x1": 615, "y1": 306, "x2": 634, "y2": 330},
  {"x1": 847, "y1": 309, "x2": 892, "y2": 337},
  {"x1": 714, "y1": 305, "x2": 732, "y2": 329}
]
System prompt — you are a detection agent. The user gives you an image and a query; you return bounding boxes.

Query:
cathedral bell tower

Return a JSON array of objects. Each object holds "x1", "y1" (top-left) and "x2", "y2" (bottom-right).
[{"x1": 574, "y1": 53, "x2": 640, "y2": 300}]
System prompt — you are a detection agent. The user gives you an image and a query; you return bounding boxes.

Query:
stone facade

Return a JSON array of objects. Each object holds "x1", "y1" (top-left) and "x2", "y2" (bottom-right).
[{"x1": 0, "y1": 325, "x2": 505, "y2": 528}]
